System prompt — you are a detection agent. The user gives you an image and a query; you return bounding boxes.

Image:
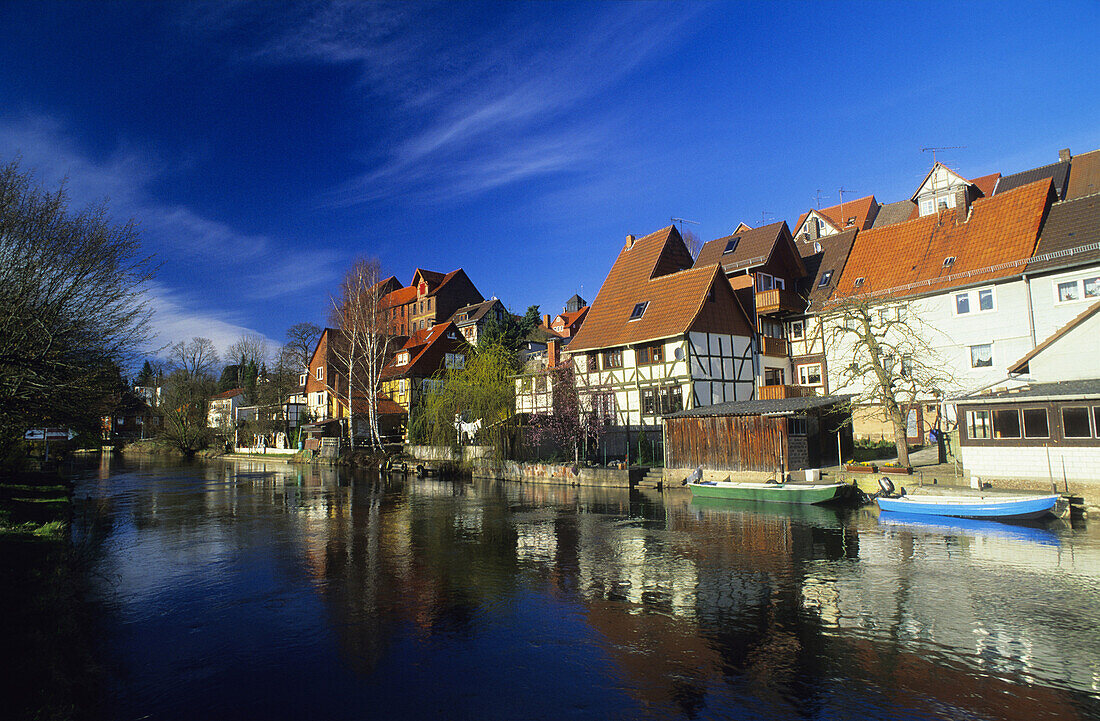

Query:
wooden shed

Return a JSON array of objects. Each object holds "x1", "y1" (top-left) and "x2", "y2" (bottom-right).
[{"x1": 663, "y1": 395, "x2": 852, "y2": 473}]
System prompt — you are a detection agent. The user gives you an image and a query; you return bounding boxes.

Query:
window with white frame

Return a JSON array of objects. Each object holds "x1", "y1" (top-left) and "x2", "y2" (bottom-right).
[
  {"x1": 445, "y1": 352, "x2": 465, "y2": 369},
  {"x1": 298, "y1": 373, "x2": 307, "y2": 387},
  {"x1": 399, "y1": 379, "x2": 407, "y2": 393},
  {"x1": 1054, "y1": 275, "x2": 1100, "y2": 304},
  {"x1": 797, "y1": 363, "x2": 822, "y2": 386},
  {"x1": 970, "y1": 343, "x2": 993, "y2": 368},
  {"x1": 955, "y1": 287, "x2": 995, "y2": 315},
  {"x1": 315, "y1": 367, "x2": 323, "y2": 380},
  {"x1": 966, "y1": 410, "x2": 991, "y2": 439},
  {"x1": 396, "y1": 351, "x2": 409, "y2": 365},
  {"x1": 789, "y1": 320, "x2": 804, "y2": 340}
]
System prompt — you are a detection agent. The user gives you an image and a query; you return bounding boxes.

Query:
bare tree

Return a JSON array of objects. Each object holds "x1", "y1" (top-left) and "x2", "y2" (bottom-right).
[
  {"x1": 284, "y1": 322, "x2": 322, "y2": 375},
  {"x1": 822, "y1": 294, "x2": 956, "y2": 468},
  {"x1": 160, "y1": 337, "x2": 219, "y2": 455},
  {"x1": 331, "y1": 258, "x2": 397, "y2": 450},
  {"x1": 224, "y1": 332, "x2": 268, "y2": 393},
  {"x1": 0, "y1": 160, "x2": 153, "y2": 453},
  {"x1": 682, "y1": 228, "x2": 703, "y2": 260}
]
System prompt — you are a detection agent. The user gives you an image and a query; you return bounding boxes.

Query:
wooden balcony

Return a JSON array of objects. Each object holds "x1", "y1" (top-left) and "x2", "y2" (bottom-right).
[
  {"x1": 755, "y1": 287, "x2": 805, "y2": 316},
  {"x1": 760, "y1": 335, "x2": 788, "y2": 357},
  {"x1": 760, "y1": 384, "x2": 817, "y2": 400}
]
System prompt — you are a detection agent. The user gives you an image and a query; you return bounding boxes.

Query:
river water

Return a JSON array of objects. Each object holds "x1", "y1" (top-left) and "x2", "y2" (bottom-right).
[{"x1": 72, "y1": 456, "x2": 1100, "y2": 720}]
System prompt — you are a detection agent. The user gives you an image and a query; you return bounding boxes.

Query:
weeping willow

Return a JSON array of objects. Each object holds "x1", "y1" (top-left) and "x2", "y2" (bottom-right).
[{"x1": 417, "y1": 341, "x2": 518, "y2": 462}]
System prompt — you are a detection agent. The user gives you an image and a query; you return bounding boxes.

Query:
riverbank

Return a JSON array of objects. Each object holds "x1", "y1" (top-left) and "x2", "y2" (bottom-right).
[{"x1": 0, "y1": 470, "x2": 103, "y2": 720}]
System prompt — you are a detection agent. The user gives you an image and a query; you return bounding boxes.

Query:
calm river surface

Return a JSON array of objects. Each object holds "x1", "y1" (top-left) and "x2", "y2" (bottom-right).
[{"x1": 72, "y1": 456, "x2": 1100, "y2": 720}]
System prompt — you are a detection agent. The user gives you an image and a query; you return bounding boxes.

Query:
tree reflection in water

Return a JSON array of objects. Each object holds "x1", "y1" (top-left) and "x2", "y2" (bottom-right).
[{"x1": 72, "y1": 458, "x2": 1100, "y2": 720}]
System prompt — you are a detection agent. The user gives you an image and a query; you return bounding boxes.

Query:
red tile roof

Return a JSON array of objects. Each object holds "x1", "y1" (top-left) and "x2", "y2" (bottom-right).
[
  {"x1": 1067, "y1": 149, "x2": 1100, "y2": 200},
  {"x1": 830, "y1": 178, "x2": 1053, "y2": 302},
  {"x1": 211, "y1": 388, "x2": 245, "y2": 400},
  {"x1": 381, "y1": 321, "x2": 466, "y2": 379},
  {"x1": 380, "y1": 285, "x2": 417, "y2": 309},
  {"x1": 569, "y1": 227, "x2": 753, "y2": 352},
  {"x1": 971, "y1": 172, "x2": 1001, "y2": 197},
  {"x1": 795, "y1": 195, "x2": 878, "y2": 234}
]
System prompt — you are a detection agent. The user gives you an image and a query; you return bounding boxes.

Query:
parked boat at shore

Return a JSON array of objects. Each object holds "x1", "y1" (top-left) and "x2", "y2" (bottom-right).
[
  {"x1": 688, "y1": 479, "x2": 853, "y2": 505},
  {"x1": 876, "y1": 493, "x2": 1059, "y2": 521}
]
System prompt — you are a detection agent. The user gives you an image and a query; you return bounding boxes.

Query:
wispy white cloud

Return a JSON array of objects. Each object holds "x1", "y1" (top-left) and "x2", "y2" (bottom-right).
[
  {"x1": 0, "y1": 114, "x2": 338, "y2": 343},
  {"x1": 209, "y1": 1, "x2": 701, "y2": 207},
  {"x1": 142, "y1": 282, "x2": 280, "y2": 358}
]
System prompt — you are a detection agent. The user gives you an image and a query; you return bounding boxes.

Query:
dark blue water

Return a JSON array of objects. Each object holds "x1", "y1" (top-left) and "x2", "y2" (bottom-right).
[{"x1": 72, "y1": 456, "x2": 1100, "y2": 720}]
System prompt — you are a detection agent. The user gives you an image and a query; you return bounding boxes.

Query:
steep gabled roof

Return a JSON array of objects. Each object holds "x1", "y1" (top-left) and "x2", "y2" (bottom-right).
[
  {"x1": 1026, "y1": 194, "x2": 1100, "y2": 273},
  {"x1": 795, "y1": 195, "x2": 878, "y2": 234},
  {"x1": 798, "y1": 228, "x2": 859, "y2": 309},
  {"x1": 971, "y1": 172, "x2": 1001, "y2": 197},
  {"x1": 410, "y1": 268, "x2": 445, "y2": 289},
  {"x1": 1008, "y1": 300, "x2": 1100, "y2": 375},
  {"x1": 211, "y1": 388, "x2": 245, "y2": 400},
  {"x1": 910, "y1": 162, "x2": 971, "y2": 201},
  {"x1": 995, "y1": 161, "x2": 1069, "y2": 199},
  {"x1": 870, "y1": 199, "x2": 916, "y2": 228},
  {"x1": 381, "y1": 321, "x2": 465, "y2": 379},
  {"x1": 380, "y1": 284, "x2": 417, "y2": 309},
  {"x1": 695, "y1": 221, "x2": 786, "y2": 272},
  {"x1": 831, "y1": 178, "x2": 1053, "y2": 302},
  {"x1": 569, "y1": 228, "x2": 753, "y2": 352},
  {"x1": 449, "y1": 297, "x2": 503, "y2": 325},
  {"x1": 1067, "y1": 149, "x2": 1100, "y2": 200}
]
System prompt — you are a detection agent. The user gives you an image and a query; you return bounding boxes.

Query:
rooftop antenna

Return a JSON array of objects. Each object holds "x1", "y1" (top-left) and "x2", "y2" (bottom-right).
[
  {"x1": 813, "y1": 189, "x2": 828, "y2": 209},
  {"x1": 671, "y1": 217, "x2": 700, "y2": 235},
  {"x1": 837, "y1": 188, "x2": 860, "y2": 227},
  {"x1": 760, "y1": 211, "x2": 775, "y2": 226},
  {"x1": 921, "y1": 146, "x2": 967, "y2": 167}
]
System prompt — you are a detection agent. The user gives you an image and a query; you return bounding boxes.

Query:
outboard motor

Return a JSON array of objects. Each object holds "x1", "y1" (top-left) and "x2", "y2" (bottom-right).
[{"x1": 878, "y1": 477, "x2": 896, "y2": 497}]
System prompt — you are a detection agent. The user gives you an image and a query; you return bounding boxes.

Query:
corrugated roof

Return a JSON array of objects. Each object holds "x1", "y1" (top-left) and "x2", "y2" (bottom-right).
[
  {"x1": 1026, "y1": 194, "x2": 1100, "y2": 273},
  {"x1": 831, "y1": 178, "x2": 1052, "y2": 302},
  {"x1": 995, "y1": 161, "x2": 1069, "y2": 199},
  {"x1": 1067, "y1": 149, "x2": 1100, "y2": 200},
  {"x1": 954, "y1": 379, "x2": 1100, "y2": 404},
  {"x1": 665, "y1": 394, "x2": 852, "y2": 418},
  {"x1": 569, "y1": 226, "x2": 751, "y2": 352}
]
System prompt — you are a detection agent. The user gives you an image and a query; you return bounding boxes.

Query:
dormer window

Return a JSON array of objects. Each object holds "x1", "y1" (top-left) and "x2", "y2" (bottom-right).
[
  {"x1": 853, "y1": 277, "x2": 865, "y2": 288},
  {"x1": 818, "y1": 270, "x2": 833, "y2": 287},
  {"x1": 723, "y1": 237, "x2": 740, "y2": 254},
  {"x1": 629, "y1": 302, "x2": 648, "y2": 320},
  {"x1": 942, "y1": 256, "x2": 956, "y2": 267},
  {"x1": 846, "y1": 216, "x2": 857, "y2": 226},
  {"x1": 396, "y1": 351, "x2": 409, "y2": 365}
]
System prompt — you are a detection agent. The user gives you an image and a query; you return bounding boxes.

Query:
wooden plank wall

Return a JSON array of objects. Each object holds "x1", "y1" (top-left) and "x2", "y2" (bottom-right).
[{"x1": 666, "y1": 415, "x2": 787, "y2": 472}]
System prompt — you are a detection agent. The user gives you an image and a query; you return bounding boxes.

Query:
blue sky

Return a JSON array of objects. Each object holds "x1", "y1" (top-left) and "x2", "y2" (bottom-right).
[{"x1": 2, "y1": 1, "x2": 1098, "y2": 358}]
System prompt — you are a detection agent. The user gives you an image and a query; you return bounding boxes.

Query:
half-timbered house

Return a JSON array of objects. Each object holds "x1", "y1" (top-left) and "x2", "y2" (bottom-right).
[
  {"x1": 566, "y1": 226, "x2": 756, "y2": 453},
  {"x1": 694, "y1": 221, "x2": 809, "y2": 391}
]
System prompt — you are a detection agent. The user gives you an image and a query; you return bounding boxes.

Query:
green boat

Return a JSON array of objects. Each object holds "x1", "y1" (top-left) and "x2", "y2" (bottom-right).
[{"x1": 688, "y1": 480, "x2": 851, "y2": 505}]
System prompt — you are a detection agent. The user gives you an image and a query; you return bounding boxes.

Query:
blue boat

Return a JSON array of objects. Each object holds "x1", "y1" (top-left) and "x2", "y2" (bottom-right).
[{"x1": 876, "y1": 493, "x2": 1059, "y2": 521}]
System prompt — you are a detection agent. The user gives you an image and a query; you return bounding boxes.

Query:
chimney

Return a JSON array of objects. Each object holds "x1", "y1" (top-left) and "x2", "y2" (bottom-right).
[
  {"x1": 808, "y1": 216, "x2": 820, "y2": 241},
  {"x1": 1059, "y1": 148, "x2": 1071, "y2": 163},
  {"x1": 547, "y1": 338, "x2": 559, "y2": 368},
  {"x1": 542, "y1": 314, "x2": 551, "y2": 329},
  {"x1": 954, "y1": 186, "x2": 970, "y2": 224},
  {"x1": 624, "y1": 234, "x2": 636, "y2": 250}
]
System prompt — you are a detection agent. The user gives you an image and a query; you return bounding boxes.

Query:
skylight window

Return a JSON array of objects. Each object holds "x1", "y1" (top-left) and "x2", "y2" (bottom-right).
[
  {"x1": 723, "y1": 237, "x2": 740, "y2": 254},
  {"x1": 629, "y1": 302, "x2": 649, "y2": 320},
  {"x1": 813, "y1": 242, "x2": 822, "y2": 253},
  {"x1": 846, "y1": 216, "x2": 857, "y2": 225},
  {"x1": 818, "y1": 270, "x2": 833, "y2": 287},
  {"x1": 853, "y1": 277, "x2": 865, "y2": 288},
  {"x1": 942, "y1": 256, "x2": 956, "y2": 267}
]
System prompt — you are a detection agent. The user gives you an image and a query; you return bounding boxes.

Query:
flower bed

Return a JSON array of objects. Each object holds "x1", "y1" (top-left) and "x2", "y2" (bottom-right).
[{"x1": 845, "y1": 464, "x2": 877, "y2": 473}]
